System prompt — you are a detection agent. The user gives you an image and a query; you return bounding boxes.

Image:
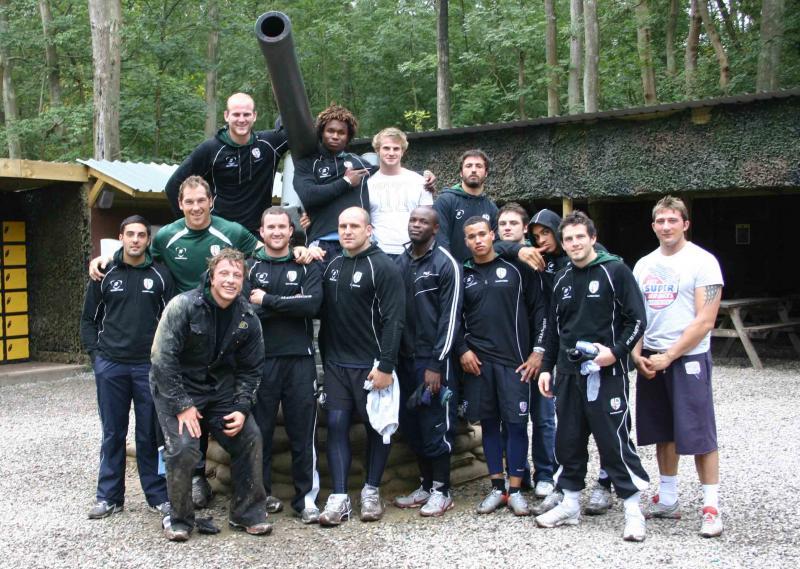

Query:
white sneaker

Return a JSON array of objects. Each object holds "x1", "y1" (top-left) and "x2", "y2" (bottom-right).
[
  {"x1": 420, "y1": 490, "x2": 454, "y2": 517},
  {"x1": 532, "y1": 489, "x2": 563, "y2": 515},
  {"x1": 476, "y1": 488, "x2": 506, "y2": 514},
  {"x1": 507, "y1": 492, "x2": 531, "y2": 516},
  {"x1": 699, "y1": 506, "x2": 723, "y2": 538},
  {"x1": 534, "y1": 481, "x2": 555, "y2": 498},
  {"x1": 585, "y1": 485, "x2": 613, "y2": 515},
  {"x1": 318, "y1": 494, "x2": 351, "y2": 527},
  {"x1": 394, "y1": 486, "x2": 431, "y2": 509},
  {"x1": 623, "y1": 512, "x2": 647, "y2": 542},
  {"x1": 535, "y1": 503, "x2": 580, "y2": 528}
]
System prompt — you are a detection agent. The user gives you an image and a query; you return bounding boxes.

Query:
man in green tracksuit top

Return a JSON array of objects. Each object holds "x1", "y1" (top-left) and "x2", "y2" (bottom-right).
[{"x1": 152, "y1": 176, "x2": 260, "y2": 293}]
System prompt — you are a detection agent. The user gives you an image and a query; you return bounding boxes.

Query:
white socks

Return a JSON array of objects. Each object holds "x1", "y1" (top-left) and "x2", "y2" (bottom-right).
[
  {"x1": 658, "y1": 474, "x2": 678, "y2": 506},
  {"x1": 623, "y1": 492, "x2": 643, "y2": 518},
  {"x1": 562, "y1": 489, "x2": 581, "y2": 513},
  {"x1": 702, "y1": 484, "x2": 719, "y2": 510}
]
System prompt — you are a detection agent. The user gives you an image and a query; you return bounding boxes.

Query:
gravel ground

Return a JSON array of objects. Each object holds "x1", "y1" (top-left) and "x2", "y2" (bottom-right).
[{"x1": 1, "y1": 356, "x2": 798, "y2": 569}]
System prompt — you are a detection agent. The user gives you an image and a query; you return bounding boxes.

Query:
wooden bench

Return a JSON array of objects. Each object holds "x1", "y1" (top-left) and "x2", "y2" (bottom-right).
[{"x1": 712, "y1": 297, "x2": 800, "y2": 369}]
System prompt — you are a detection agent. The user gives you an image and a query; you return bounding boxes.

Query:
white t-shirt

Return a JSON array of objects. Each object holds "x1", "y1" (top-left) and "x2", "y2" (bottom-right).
[
  {"x1": 633, "y1": 241, "x2": 724, "y2": 355},
  {"x1": 368, "y1": 168, "x2": 433, "y2": 255}
]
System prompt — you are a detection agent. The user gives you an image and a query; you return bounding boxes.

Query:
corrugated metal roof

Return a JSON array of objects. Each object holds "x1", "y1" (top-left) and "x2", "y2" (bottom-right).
[
  {"x1": 353, "y1": 88, "x2": 800, "y2": 143},
  {"x1": 77, "y1": 159, "x2": 178, "y2": 193}
]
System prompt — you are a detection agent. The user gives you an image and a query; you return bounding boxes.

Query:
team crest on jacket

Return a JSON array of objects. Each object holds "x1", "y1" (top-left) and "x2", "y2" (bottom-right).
[
  {"x1": 251, "y1": 147, "x2": 261, "y2": 159},
  {"x1": 610, "y1": 397, "x2": 621, "y2": 411},
  {"x1": 256, "y1": 272, "x2": 269, "y2": 285},
  {"x1": 110, "y1": 280, "x2": 123, "y2": 292},
  {"x1": 496, "y1": 267, "x2": 507, "y2": 279},
  {"x1": 353, "y1": 271, "x2": 363, "y2": 284},
  {"x1": 210, "y1": 244, "x2": 221, "y2": 256},
  {"x1": 143, "y1": 278, "x2": 153, "y2": 290},
  {"x1": 175, "y1": 247, "x2": 188, "y2": 260},
  {"x1": 589, "y1": 280, "x2": 600, "y2": 294},
  {"x1": 519, "y1": 401, "x2": 528, "y2": 413},
  {"x1": 287, "y1": 271, "x2": 297, "y2": 282},
  {"x1": 455, "y1": 209, "x2": 464, "y2": 219},
  {"x1": 319, "y1": 167, "x2": 331, "y2": 178}
]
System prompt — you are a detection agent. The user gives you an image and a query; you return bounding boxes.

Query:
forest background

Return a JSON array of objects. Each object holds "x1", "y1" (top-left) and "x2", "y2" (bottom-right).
[{"x1": 0, "y1": 0, "x2": 797, "y2": 163}]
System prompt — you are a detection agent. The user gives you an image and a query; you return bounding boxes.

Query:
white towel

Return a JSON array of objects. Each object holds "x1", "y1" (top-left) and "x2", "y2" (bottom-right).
[{"x1": 363, "y1": 361, "x2": 400, "y2": 444}]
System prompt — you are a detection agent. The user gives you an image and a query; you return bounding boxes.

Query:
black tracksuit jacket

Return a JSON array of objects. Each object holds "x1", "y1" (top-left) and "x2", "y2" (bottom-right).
[
  {"x1": 149, "y1": 276, "x2": 265, "y2": 416},
  {"x1": 293, "y1": 144, "x2": 377, "y2": 243},
  {"x1": 433, "y1": 185, "x2": 499, "y2": 263},
  {"x1": 541, "y1": 251, "x2": 646, "y2": 376},
  {"x1": 80, "y1": 249, "x2": 174, "y2": 364},
  {"x1": 396, "y1": 241, "x2": 462, "y2": 373},
  {"x1": 246, "y1": 249, "x2": 323, "y2": 357},
  {"x1": 164, "y1": 126, "x2": 289, "y2": 232},
  {"x1": 320, "y1": 244, "x2": 405, "y2": 373},
  {"x1": 455, "y1": 256, "x2": 548, "y2": 368}
]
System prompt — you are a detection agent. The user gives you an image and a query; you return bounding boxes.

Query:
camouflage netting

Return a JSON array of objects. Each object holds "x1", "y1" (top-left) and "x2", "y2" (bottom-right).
[
  {"x1": 0, "y1": 182, "x2": 90, "y2": 362},
  {"x1": 353, "y1": 96, "x2": 800, "y2": 203}
]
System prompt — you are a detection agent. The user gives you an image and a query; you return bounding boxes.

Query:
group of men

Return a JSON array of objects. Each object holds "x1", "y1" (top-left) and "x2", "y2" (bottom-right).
[{"x1": 81, "y1": 92, "x2": 724, "y2": 544}]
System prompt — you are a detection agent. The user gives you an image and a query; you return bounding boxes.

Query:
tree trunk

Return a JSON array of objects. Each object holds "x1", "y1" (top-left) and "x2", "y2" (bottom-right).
[
  {"x1": 204, "y1": 0, "x2": 219, "y2": 138},
  {"x1": 88, "y1": 0, "x2": 122, "y2": 160},
  {"x1": 665, "y1": 0, "x2": 678, "y2": 76},
  {"x1": 518, "y1": 49, "x2": 527, "y2": 119},
  {"x1": 0, "y1": 0, "x2": 21, "y2": 158},
  {"x1": 583, "y1": 0, "x2": 599, "y2": 113},
  {"x1": 756, "y1": 0, "x2": 784, "y2": 92},
  {"x1": 545, "y1": 0, "x2": 559, "y2": 117},
  {"x1": 38, "y1": 0, "x2": 62, "y2": 108},
  {"x1": 715, "y1": 0, "x2": 739, "y2": 46},
  {"x1": 436, "y1": 0, "x2": 451, "y2": 129},
  {"x1": 697, "y1": 0, "x2": 730, "y2": 90},
  {"x1": 685, "y1": 0, "x2": 701, "y2": 96},
  {"x1": 568, "y1": 0, "x2": 583, "y2": 114},
  {"x1": 635, "y1": 0, "x2": 657, "y2": 105}
]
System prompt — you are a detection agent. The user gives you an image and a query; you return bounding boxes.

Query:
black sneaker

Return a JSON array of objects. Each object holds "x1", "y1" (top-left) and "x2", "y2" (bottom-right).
[
  {"x1": 191, "y1": 475, "x2": 213, "y2": 509},
  {"x1": 265, "y1": 495, "x2": 283, "y2": 514},
  {"x1": 88, "y1": 500, "x2": 123, "y2": 519}
]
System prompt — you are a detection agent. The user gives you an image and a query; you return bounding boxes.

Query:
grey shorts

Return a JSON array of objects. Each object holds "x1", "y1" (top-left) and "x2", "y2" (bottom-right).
[{"x1": 635, "y1": 350, "x2": 718, "y2": 455}]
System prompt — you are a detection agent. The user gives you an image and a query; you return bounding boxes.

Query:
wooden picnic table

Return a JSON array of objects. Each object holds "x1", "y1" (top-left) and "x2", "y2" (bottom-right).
[{"x1": 712, "y1": 297, "x2": 800, "y2": 369}]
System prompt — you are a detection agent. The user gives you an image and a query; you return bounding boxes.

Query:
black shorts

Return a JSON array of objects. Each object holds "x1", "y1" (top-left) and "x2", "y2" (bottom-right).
[
  {"x1": 323, "y1": 362, "x2": 371, "y2": 422},
  {"x1": 462, "y1": 360, "x2": 530, "y2": 424},
  {"x1": 636, "y1": 350, "x2": 718, "y2": 455}
]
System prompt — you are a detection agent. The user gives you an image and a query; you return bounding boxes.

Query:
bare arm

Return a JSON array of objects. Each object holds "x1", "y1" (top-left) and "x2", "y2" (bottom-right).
[{"x1": 649, "y1": 284, "x2": 722, "y2": 371}]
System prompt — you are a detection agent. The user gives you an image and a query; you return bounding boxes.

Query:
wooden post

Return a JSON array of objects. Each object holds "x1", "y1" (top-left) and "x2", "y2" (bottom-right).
[{"x1": 562, "y1": 197, "x2": 574, "y2": 216}]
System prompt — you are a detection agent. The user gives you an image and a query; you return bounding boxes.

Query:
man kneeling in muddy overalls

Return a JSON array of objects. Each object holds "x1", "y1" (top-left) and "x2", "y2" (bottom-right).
[{"x1": 150, "y1": 248, "x2": 270, "y2": 541}]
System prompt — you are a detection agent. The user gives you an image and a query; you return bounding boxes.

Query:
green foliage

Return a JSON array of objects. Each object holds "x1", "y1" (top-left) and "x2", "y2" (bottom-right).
[{"x1": 1, "y1": 0, "x2": 799, "y2": 161}]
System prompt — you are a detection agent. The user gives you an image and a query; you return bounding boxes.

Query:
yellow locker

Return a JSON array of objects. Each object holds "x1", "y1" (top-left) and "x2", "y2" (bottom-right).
[
  {"x1": 3, "y1": 268, "x2": 27, "y2": 290},
  {"x1": 0, "y1": 339, "x2": 4, "y2": 361},
  {"x1": 5, "y1": 337, "x2": 29, "y2": 360},
  {"x1": 5, "y1": 314, "x2": 28, "y2": 336},
  {"x1": 4, "y1": 291, "x2": 28, "y2": 313},
  {"x1": 3, "y1": 244, "x2": 27, "y2": 266},
  {"x1": 2, "y1": 221, "x2": 25, "y2": 243}
]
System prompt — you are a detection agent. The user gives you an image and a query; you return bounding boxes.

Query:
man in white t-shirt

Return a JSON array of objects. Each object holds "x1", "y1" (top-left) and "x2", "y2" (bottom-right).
[
  {"x1": 368, "y1": 127, "x2": 433, "y2": 256},
  {"x1": 632, "y1": 195, "x2": 724, "y2": 538}
]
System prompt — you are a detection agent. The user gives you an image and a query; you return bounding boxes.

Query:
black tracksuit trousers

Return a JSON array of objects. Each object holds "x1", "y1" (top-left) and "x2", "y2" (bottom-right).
[
  {"x1": 553, "y1": 371, "x2": 649, "y2": 500},
  {"x1": 252, "y1": 355, "x2": 319, "y2": 513}
]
